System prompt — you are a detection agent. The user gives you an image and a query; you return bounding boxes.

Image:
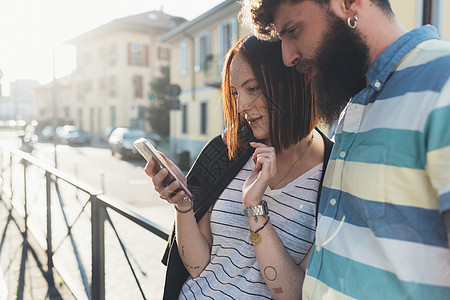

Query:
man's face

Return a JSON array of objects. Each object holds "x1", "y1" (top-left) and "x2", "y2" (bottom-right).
[{"x1": 274, "y1": 1, "x2": 369, "y2": 124}]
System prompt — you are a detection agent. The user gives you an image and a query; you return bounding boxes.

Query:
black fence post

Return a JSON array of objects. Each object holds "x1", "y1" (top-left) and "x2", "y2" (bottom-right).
[
  {"x1": 9, "y1": 153, "x2": 13, "y2": 199},
  {"x1": 45, "y1": 171, "x2": 54, "y2": 272},
  {"x1": 91, "y1": 195, "x2": 105, "y2": 300},
  {"x1": 23, "y1": 159, "x2": 28, "y2": 230}
]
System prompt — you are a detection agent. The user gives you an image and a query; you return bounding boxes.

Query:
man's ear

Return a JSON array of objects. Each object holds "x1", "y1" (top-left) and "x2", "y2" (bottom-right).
[{"x1": 331, "y1": 0, "x2": 362, "y2": 18}]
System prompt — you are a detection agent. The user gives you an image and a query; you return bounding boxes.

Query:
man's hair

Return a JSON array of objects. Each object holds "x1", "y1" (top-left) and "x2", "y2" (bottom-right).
[
  {"x1": 222, "y1": 35, "x2": 318, "y2": 158},
  {"x1": 240, "y1": 0, "x2": 394, "y2": 40}
]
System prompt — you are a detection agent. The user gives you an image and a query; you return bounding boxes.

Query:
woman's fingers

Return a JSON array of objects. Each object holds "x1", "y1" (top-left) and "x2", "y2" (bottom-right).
[{"x1": 144, "y1": 158, "x2": 159, "y2": 177}]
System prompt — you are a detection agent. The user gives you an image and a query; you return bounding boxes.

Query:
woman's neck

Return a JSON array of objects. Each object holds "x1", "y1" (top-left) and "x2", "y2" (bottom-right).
[{"x1": 269, "y1": 130, "x2": 316, "y2": 190}]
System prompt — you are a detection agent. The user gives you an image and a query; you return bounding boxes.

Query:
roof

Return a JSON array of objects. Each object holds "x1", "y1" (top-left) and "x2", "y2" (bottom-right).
[
  {"x1": 66, "y1": 10, "x2": 186, "y2": 44},
  {"x1": 159, "y1": 0, "x2": 240, "y2": 44}
]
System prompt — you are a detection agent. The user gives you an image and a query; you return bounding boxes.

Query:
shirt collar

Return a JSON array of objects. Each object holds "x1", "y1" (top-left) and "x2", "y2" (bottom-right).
[{"x1": 366, "y1": 25, "x2": 440, "y2": 92}]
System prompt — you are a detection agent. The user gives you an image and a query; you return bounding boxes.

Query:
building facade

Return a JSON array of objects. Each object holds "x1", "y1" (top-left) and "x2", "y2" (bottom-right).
[
  {"x1": 0, "y1": 79, "x2": 39, "y2": 122},
  {"x1": 35, "y1": 73, "x2": 75, "y2": 126},
  {"x1": 66, "y1": 10, "x2": 185, "y2": 138},
  {"x1": 160, "y1": 0, "x2": 251, "y2": 162}
]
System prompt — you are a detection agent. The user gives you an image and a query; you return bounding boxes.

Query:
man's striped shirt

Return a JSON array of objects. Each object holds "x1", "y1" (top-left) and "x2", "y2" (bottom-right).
[{"x1": 303, "y1": 25, "x2": 450, "y2": 299}]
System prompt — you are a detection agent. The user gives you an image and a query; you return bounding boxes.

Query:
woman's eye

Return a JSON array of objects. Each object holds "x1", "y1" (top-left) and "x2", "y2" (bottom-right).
[{"x1": 248, "y1": 86, "x2": 260, "y2": 93}]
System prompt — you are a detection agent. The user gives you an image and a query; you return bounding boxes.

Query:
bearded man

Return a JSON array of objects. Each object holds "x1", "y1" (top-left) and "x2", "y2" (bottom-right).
[{"x1": 242, "y1": 0, "x2": 450, "y2": 298}]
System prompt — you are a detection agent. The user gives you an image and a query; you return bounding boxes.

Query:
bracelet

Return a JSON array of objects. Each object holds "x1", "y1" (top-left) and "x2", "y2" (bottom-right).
[
  {"x1": 174, "y1": 196, "x2": 193, "y2": 214},
  {"x1": 249, "y1": 216, "x2": 270, "y2": 245}
]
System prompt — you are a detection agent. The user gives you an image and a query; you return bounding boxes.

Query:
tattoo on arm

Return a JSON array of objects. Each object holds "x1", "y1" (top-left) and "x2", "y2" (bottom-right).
[
  {"x1": 273, "y1": 287, "x2": 284, "y2": 294},
  {"x1": 182, "y1": 245, "x2": 185, "y2": 257},
  {"x1": 264, "y1": 266, "x2": 277, "y2": 281},
  {"x1": 183, "y1": 263, "x2": 200, "y2": 270}
]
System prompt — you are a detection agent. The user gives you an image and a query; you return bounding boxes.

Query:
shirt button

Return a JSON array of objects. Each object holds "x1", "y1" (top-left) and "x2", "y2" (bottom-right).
[
  {"x1": 339, "y1": 151, "x2": 346, "y2": 158},
  {"x1": 374, "y1": 80, "x2": 381, "y2": 88},
  {"x1": 330, "y1": 198, "x2": 336, "y2": 206},
  {"x1": 316, "y1": 245, "x2": 322, "y2": 253}
]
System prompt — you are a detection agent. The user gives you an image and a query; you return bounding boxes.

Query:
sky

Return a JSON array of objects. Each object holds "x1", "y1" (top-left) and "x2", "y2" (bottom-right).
[{"x1": 0, "y1": 0, "x2": 225, "y2": 95}]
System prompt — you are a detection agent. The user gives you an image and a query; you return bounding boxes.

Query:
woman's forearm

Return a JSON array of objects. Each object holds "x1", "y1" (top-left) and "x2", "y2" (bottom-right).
[
  {"x1": 175, "y1": 208, "x2": 212, "y2": 278},
  {"x1": 250, "y1": 216, "x2": 306, "y2": 299}
]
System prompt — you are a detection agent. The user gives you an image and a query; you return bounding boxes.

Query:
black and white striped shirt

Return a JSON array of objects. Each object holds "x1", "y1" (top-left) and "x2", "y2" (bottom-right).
[{"x1": 179, "y1": 158, "x2": 323, "y2": 299}]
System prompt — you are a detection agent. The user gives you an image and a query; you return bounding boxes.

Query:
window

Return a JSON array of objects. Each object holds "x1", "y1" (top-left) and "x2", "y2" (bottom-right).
[
  {"x1": 180, "y1": 41, "x2": 189, "y2": 76},
  {"x1": 110, "y1": 106, "x2": 117, "y2": 128},
  {"x1": 133, "y1": 75, "x2": 143, "y2": 98},
  {"x1": 99, "y1": 78, "x2": 105, "y2": 91},
  {"x1": 78, "y1": 108, "x2": 83, "y2": 129},
  {"x1": 182, "y1": 103, "x2": 188, "y2": 134},
  {"x1": 200, "y1": 101, "x2": 207, "y2": 135},
  {"x1": 63, "y1": 107, "x2": 70, "y2": 118},
  {"x1": 158, "y1": 47, "x2": 171, "y2": 61},
  {"x1": 109, "y1": 76, "x2": 117, "y2": 97},
  {"x1": 84, "y1": 52, "x2": 93, "y2": 66},
  {"x1": 109, "y1": 44, "x2": 117, "y2": 66},
  {"x1": 98, "y1": 107, "x2": 102, "y2": 134},
  {"x1": 218, "y1": 19, "x2": 238, "y2": 75},
  {"x1": 85, "y1": 80, "x2": 93, "y2": 93},
  {"x1": 98, "y1": 47, "x2": 106, "y2": 63},
  {"x1": 77, "y1": 83, "x2": 84, "y2": 100},
  {"x1": 195, "y1": 32, "x2": 212, "y2": 72},
  {"x1": 128, "y1": 43, "x2": 148, "y2": 66}
]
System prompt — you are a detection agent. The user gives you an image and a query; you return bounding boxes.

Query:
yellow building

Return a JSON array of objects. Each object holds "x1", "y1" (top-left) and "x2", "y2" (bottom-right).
[
  {"x1": 66, "y1": 11, "x2": 185, "y2": 137},
  {"x1": 160, "y1": 0, "x2": 251, "y2": 164},
  {"x1": 391, "y1": 0, "x2": 449, "y2": 39}
]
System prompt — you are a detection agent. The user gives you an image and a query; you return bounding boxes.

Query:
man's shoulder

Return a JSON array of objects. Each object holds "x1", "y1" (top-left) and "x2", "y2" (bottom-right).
[{"x1": 398, "y1": 39, "x2": 450, "y2": 72}]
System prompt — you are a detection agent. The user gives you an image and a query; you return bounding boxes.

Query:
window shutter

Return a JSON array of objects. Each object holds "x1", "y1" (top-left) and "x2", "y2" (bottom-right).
[
  {"x1": 128, "y1": 43, "x2": 132, "y2": 65},
  {"x1": 194, "y1": 36, "x2": 200, "y2": 72},
  {"x1": 231, "y1": 18, "x2": 238, "y2": 45},
  {"x1": 145, "y1": 45, "x2": 149, "y2": 66}
]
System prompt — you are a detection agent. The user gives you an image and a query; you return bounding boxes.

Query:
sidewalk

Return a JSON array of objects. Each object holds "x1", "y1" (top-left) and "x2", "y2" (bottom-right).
[{"x1": 0, "y1": 197, "x2": 75, "y2": 299}]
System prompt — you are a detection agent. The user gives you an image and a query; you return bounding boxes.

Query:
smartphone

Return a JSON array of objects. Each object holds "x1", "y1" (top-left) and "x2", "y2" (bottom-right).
[{"x1": 133, "y1": 138, "x2": 193, "y2": 200}]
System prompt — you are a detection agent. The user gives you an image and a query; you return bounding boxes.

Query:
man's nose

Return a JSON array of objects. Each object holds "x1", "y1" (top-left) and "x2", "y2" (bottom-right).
[{"x1": 282, "y1": 40, "x2": 301, "y2": 67}]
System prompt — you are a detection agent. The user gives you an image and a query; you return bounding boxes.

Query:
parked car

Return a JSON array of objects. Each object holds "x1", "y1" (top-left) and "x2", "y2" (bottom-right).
[
  {"x1": 147, "y1": 131, "x2": 162, "y2": 145},
  {"x1": 40, "y1": 125, "x2": 55, "y2": 141},
  {"x1": 100, "y1": 126, "x2": 116, "y2": 142},
  {"x1": 55, "y1": 125, "x2": 90, "y2": 145},
  {"x1": 66, "y1": 128, "x2": 91, "y2": 145},
  {"x1": 108, "y1": 127, "x2": 149, "y2": 159}
]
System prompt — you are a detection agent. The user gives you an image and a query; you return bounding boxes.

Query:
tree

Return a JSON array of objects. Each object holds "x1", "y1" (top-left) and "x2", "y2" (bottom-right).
[{"x1": 148, "y1": 66, "x2": 173, "y2": 137}]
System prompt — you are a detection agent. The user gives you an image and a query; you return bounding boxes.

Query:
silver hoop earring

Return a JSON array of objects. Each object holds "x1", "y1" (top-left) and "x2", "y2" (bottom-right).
[{"x1": 347, "y1": 14, "x2": 359, "y2": 29}]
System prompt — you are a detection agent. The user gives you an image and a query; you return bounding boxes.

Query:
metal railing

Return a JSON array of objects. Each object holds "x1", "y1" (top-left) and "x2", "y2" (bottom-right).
[{"x1": 0, "y1": 146, "x2": 169, "y2": 299}]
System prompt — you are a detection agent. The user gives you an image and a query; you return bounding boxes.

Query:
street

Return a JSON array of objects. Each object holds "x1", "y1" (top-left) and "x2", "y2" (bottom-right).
[{"x1": 15, "y1": 132, "x2": 174, "y2": 231}]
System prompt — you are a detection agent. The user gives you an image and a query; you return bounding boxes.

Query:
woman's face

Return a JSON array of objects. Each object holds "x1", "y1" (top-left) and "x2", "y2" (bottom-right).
[{"x1": 230, "y1": 53, "x2": 270, "y2": 141}]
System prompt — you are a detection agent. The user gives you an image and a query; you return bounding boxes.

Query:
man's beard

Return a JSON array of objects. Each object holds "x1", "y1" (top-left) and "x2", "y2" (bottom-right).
[{"x1": 303, "y1": 12, "x2": 370, "y2": 125}]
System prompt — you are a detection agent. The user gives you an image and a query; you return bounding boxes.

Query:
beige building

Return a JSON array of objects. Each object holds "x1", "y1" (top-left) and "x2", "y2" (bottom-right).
[
  {"x1": 65, "y1": 10, "x2": 185, "y2": 138},
  {"x1": 160, "y1": 0, "x2": 251, "y2": 162},
  {"x1": 35, "y1": 73, "x2": 75, "y2": 125}
]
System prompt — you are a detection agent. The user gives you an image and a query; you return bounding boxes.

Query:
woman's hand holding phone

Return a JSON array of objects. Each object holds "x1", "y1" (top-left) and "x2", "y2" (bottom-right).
[{"x1": 144, "y1": 153, "x2": 191, "y2": 209}]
